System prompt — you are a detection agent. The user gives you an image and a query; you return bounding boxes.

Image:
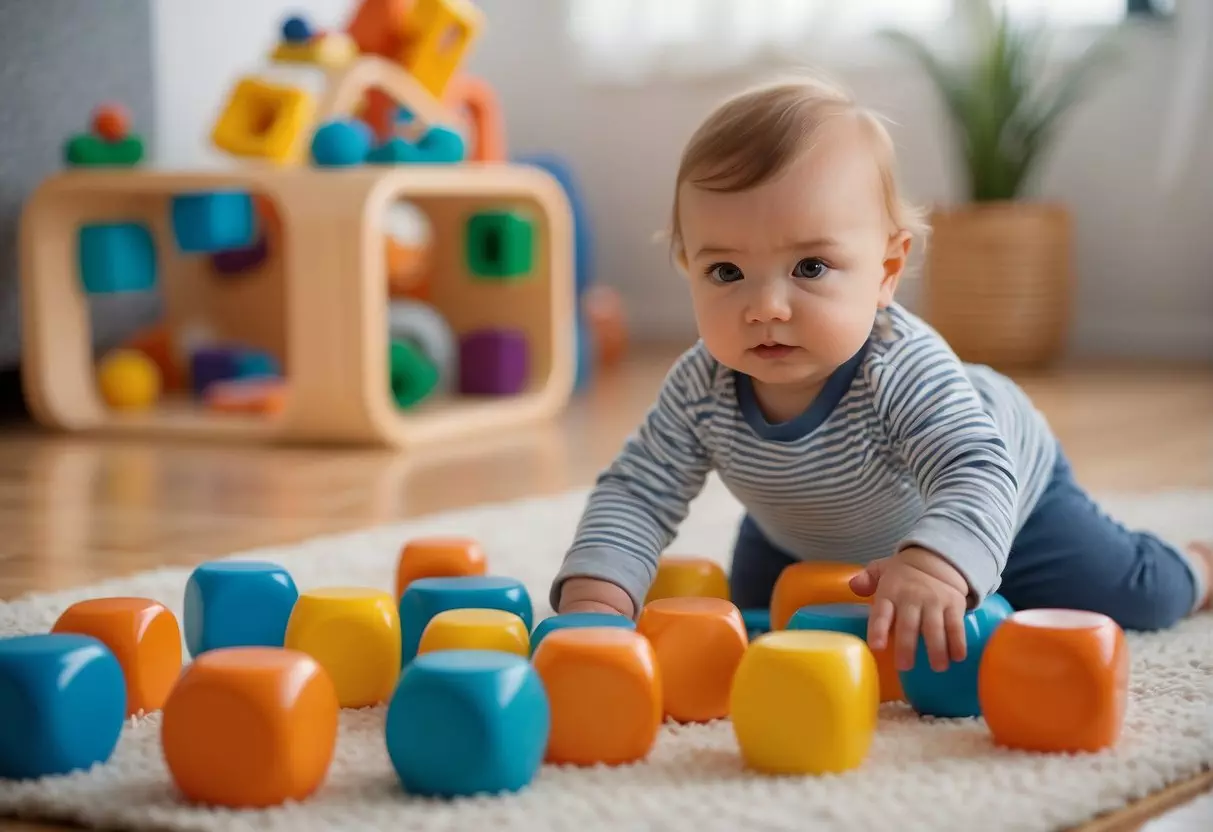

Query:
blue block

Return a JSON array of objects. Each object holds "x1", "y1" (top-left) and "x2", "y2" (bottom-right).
[
  {"x1": 311, "y1": 119, "x2": 371, "y2": 167},
  {"x1": 171, "y1": 191, "x2": 255, "y2": 254},
  {"x1": 234, "y1": 349, "x2": 280, "y2": 379},
  {"x1": 529, "y1": 612, "x2": 635, "y2": 655},
  {"x1": 183, "y1": 560, "x2": 299, "y2": 658},
  {"x1": 385, "y1": 650, "x2": 549, "y2": 797},
  {"x1": 416, "y1": 126, "x2": 465, "y2": 164},
  {"x1": 786, "y1": 602, "x2": 871, "y2": 640},
  {"x1": 740, "y1": 608, "x2": 770, "y2": 640},
  {"x1": 898, "y1": 593, "x2": 1014, "y2": 719},
  {"x1": 515, "y1": 153, "x2": 593, "y2": 296},
  {"x1": 0, "y1": 633, "x2": 126, "y2": 779},
  {"x1": 78, "y1": 222, "x2": 157, "y2": 293},
  {"x1": 399, "y1": 576, "x2": 533, "y2": 664}
]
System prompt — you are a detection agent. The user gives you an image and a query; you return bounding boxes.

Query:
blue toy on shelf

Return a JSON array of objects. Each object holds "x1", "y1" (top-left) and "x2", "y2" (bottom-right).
[
  {"x1": 78, "y1": 221, "x2": 157, "y2": 293},
  {"x1": 171, "y1": 191, "x2": 256, "y2": 254}
]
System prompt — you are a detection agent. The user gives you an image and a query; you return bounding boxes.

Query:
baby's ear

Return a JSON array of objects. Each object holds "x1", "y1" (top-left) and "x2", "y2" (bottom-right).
[{"x1": 879, "y1": 230, "x2": 912, "y2": 306}]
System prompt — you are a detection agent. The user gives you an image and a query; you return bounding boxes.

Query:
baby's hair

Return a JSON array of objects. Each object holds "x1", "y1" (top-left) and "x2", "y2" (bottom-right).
[{"x1": 667, "y1": 72, "x2": 929, "y2": 259}]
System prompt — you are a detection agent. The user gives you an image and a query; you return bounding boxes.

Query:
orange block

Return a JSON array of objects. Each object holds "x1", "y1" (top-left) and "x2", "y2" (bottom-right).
[
  {"x1": 51, "y1": 597, "x2": 182, "y2": 716},
  {"x1": 161, "y1": 647, "x2": 339, "y2": 808},
  {"x1": 770, "y1": 562, "x2": 866, "y2": 630},
  {"x1": 205, "y1": 377, "x2": 287, "y2": 415},
  {"x1": 636, "y1": 597, "x2": 748, "y2": 723},
  {"x1": 645, "y1": 556, "x2": 729, "y2": 604},
  {"x1": 386, "y1": 236, "x2": 431, "y2": 300},
  {"x1": 123, "y1": 325, "x2": 185, "y2": 392},
  {"x1": 583, "y1": 285, "x2": 628, "y2": 368},
  {"x1": 531, "y1": 628, "x2": 662, "y2": 766},
  {"x1": 395, "y1": 536, "x2": 487, "y2": 600},
  {"x1": 346, "y1": 0, "x2": 414, "y2": 59},
  {"x1": 979, "y1": 609, "x2": 1129, "y2": 753}
]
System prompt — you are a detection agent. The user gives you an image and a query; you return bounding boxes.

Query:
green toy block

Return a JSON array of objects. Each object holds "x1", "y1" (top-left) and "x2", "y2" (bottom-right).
[
  {"x1": 465, "y1": 211, "x2": 534, "y2": 280},
  {"x1": 64, "y1": 134, "x2": 144, "y2": 167},
  {"x1": 389, "y1": 339, "x2": 439, "y2": 408}
]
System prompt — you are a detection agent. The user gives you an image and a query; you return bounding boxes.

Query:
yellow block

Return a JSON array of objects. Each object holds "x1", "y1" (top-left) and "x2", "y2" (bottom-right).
[
  {"x1": 416, "y1": 608, "x2": 529, "y2": 657},
  {"x1": 645, "y1": 556, "x2": 730, "y2": 604},
  {"x1": 399, "y1": 0, "x2": 485, "y2": 99},
  {"x1": 97, "y1": 349, "x2": 160, "y2": 411},
  {"x1": 284, "y1": 588, "x2": 401, "y2": 708},
  {"x1": 271, "y1": 33, "x2": 357, "y2": 69},
  {"x1": 211, "y1": 76, "x2": 315, "y2": 164},
  {"x1": 729, "y1": 630, "x2": 878, "y2": 775}
]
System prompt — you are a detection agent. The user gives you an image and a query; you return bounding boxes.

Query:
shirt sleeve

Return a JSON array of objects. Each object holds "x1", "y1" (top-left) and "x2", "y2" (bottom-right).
[
  {"x1": 866, "y1": 332, "x2": 1020, "y2": 604},
  {"x1": 549, "y1": 345, "x2": 717, "y2": 615}
]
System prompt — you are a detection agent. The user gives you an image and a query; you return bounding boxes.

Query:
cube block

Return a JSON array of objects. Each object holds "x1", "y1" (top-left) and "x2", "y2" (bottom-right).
[
  {"x1": 979, "y1": 609, "x2": 1129, "y2": 753},
  {"x1": 417, "y1": 608, "x2": 530, "y2": 657},
  {"x1": 389, "y1": 338, "x2": 440, "y2": 408},
  {"x1": 531, "y1": 628, "x2": 662, "y2": 766},
  {"x1": 211, "y1": 77, "x2": 315, "y2": 163},
  {"x1": 51, "y1": 597, "x2": 183, "y2": 715},
  {"x1": 161, "y1": 647, "x2": 339, "y2": 807},
  {"x1": 395, "y1": 536, "x2": 487, "y2": 600},
  {"x1": 0, "y1": 633, "x2": 126, "y2": 779},
  {"x1": 398, "y1": 576, "x2": 533, "y2": 664},
  {"x1": 78, "y1": 222, "x2": 157, "y2": 293},
  {"x1": 385, "y1": 650, "x2": 549, "y2": 797},
  {"x1": 769, "y1": 562, "x2": 866, "y2": 630},
  {"x1": 284, "y1": 587, "x2": 402, "y2": 708},
  {"x1": 741, "y1": 608, "x2": 770, "y2": 641},
  {"x1": 171, "y1": 191, "x2": 256, "y2": 254},
  {"x1": 646, "y1": 556, "x2": 730, "y2": 604},
  {"x1": 529, "y1": 612, "x2": 635, "y2": 655},
  {"x1": 183, "y1": 560, "x2": 299, "y2": 658},
  {"x1": 787, "y1": 603, "x2": 902, "y2": 703},
  {"x1": 465, "y1": 210, "x2": 533, "y2": 279},
  {"x1": 190, "y1": 346, "x2": 280, "y2": 396},
  {"x1": 730, "y1": 630, "x2": 878, "y2": 775},
  {"x1": 458, "y1": 328, "x2": 528, "y2": 396}
]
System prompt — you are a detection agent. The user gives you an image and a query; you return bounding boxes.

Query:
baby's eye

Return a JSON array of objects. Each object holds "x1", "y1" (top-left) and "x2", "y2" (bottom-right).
[
  {"x1": 792, "y1": 258, "x2": 828, "y2": 279},
  {"x1": 707, "y1": 262, "x2": 744, "y2": 283}
]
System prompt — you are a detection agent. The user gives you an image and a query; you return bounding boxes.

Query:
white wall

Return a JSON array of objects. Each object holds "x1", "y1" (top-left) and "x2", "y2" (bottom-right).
[{"x1": 153, "y1": 0, "x2": 1213, "y2": 359}]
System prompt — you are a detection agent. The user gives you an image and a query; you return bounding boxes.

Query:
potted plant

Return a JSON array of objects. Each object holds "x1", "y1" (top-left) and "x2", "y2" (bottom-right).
[{"x1": 885, "y1": 0, "x2": 1121, "y2": 368}]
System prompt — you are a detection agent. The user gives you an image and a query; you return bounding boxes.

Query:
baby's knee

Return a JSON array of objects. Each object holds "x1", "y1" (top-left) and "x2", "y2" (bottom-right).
[{"x1": 1106, "y1": 593, "x2": 1192, "y2": 632}]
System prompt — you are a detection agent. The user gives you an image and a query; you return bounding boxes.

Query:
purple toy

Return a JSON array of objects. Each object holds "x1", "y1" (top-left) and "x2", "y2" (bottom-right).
[
  {"x1": 210, "y1": 235, "x2": 269, "y2": 275},
  {"x1": 459, "y1": 329, "x2": 529, "y2": 396}
]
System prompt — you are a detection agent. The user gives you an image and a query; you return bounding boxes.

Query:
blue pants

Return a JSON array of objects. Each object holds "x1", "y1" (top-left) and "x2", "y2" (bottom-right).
[{"x1": 728, "y1": 452, "x2": 1202, "y2": 631}]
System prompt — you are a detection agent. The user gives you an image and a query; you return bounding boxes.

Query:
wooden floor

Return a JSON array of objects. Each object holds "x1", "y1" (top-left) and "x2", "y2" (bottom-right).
[{"x1": 0, "y1": 344, "x2": 1210, "y2": 830}]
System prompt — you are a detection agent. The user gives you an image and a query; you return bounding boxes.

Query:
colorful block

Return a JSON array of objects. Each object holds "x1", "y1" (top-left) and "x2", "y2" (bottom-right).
[
  {"x1": 97, "y1": 348, "x2": 161, "y2": 411},
  {"x1": 787, "y1": 603, "x2": 902, "y2": 703},
  {"x1": 389, "y1": 338, "x2": 440, "y2": 408},
  {"x1": 64, "y1": 134, "x2": 144, "y2": 167},
  {"x1": 741, "y1": 609, "x2": 770, "y2": 641},
  {"x1": 183, "y1": 560, "x2": 299, "y2": 658},
  {"x1": 211, "y1": 76, "x2": 316, "y2": 163},
  {"x1": 646, "y1": 555, "x2": 730, "y2": 604},
  {"x1": 398, "y1": 575, "x2": 533, "y2": 664},
  {"x1": 171, "y1": 191, "x2": 256, "y2": 254},
  {"x1": 898, "y1": 593, "x2": 1013, "y2": 719},
  {"x1": 0, "y1": 633, "x2": 126, "y2": 779},
  {"x1": 388, "y1": 300, "x2": 456, "y2": 392},
  {"x1": 368, "y1": 126, "x2": 465, "y2": 165},
  {"x1": 395, "y1": 536, "x2": 487, "y2": 600},
  {"x1": 637, "y1": 597, "x2": 748, "y2": 723},
  {"x1": 78, "y1": 222, "x2": 156, "y2": 293},
  {"x1": 211, "y1": 234, "x2": 269, "y2": 275},
  {"x1": 458, "y1": 328, "x2": 528, "y2": 396},
  {"x1": 161, "y1": 647, "x2": 339, "y2": 808},
  {"x1": 190, "y1": 346, "x2": 280, "y2": 396},
  {"x1": 417, "y1": 609, "x2": 530, "y2": 657},
  {"x1": 51, "y1": 597, "x2": 182, "y2": 715},
  {"x1": 465, "y1": 210, "x2": 534, "y2": 279},
  {"x1": 529, "y1": 612, "x2": 635, "y2": 655},
  {"x1": 385, "y1": 650, "x2": 549, "y2": 797},
  {"x1": 398, "y1": 0, "x2": 486, "y2": 99},
  {"x1": 531, "y1": 628, "x2": 662, "y2": 766},
  {"x1": 730, "y1": 630, "x2": 878, "y2": 775},
  {"x1": 284, "y1": 588, "x2": 402, "y2": 708},
  {"x1": 979, "y1": 609, "x2": 1129, "y2": 753},
  {"x1": 769, "y1": 561, "x2": 866, "y2": 630},
  {"x1": 310, "y1": 119, "x2": 372, "y2": 167}
]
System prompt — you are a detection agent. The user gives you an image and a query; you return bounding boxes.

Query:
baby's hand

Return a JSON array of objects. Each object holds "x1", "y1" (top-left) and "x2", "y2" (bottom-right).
[
  {"x1": 849, "y1": 547, "x2": 969, "y2": 672},
  {"x1": 557, "y1": 577, "x2": 635, "y2": 618}
]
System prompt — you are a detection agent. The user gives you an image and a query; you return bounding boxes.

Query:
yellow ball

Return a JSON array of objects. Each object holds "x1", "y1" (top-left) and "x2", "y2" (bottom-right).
[
  {"x1": 284, "y1": 587, "x2": 401, "y2": 708},
  {"x1": 417, "y1": 608, "x2": 530, "y2": 657},
  {"x1": 729, "y1": 630, "x2": 879, "y2": 775},
  {"x1": 97, "y1": 349, "x2": 161, "y2": 410}
]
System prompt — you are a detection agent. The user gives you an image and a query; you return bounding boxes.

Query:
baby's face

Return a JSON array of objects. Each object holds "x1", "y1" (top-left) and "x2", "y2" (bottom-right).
[{"x1": 677, "y1": 119, "x2": 908, "y2": 391}]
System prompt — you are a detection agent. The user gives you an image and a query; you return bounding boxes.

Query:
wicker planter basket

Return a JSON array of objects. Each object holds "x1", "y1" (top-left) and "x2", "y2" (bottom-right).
[{"x1": 922, "y1": 201, "x2": 1074, "y2": 369}]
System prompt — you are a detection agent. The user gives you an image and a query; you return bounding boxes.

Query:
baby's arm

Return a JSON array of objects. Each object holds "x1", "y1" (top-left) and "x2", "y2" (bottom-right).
[{"x1": 549, "y1": 348, "x2": 716, "y2": 618}]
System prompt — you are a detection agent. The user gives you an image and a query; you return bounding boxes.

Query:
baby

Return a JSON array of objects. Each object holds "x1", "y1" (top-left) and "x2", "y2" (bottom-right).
[{"x1": 548, "y1": 75, "x2": 1212, "y2": 673}]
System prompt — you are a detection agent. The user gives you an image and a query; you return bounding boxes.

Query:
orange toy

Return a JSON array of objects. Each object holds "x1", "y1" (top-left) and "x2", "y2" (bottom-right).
[
  {"x1": 122, "y1": 325, "x2": 185, "y2": 392},
  {"x1": 770, "y1": 562, "x2": 866, "y2": 630},
  {"x1": 51, "y1": 596, "x2": 182, "y2": 715},
  {"x1": 531, "y1": 628, "x2": 662, "y2": 766},
  {"x1": 395, "y1": 536, "x2": 487, "y2": 600},
  {"x1": 92, "y1": 103, "x2": 130, "y2": 142},
  {"x1": 979, "y1": 609, "x2": 1129, "y2": 753},
  {"x1": 161, "y1": 647, "x2": 339, "y2": 808},
  {"x1": 444, "y1": 74, "x2": 506, "y2": 163},
  {"x1": 582, "y1": 285, "x2": 628, "y2": 368},
  {"x1": 636, "y1": 597, "x2": 748, "y2": 723},
  {"x1": 645, "y1": 556, "x2": 729, "y2": 604},
  {"x1": 204, "y1": 377, "x2": 288, "y2": 416},
  {"x1": 386, "y1": 236, "x2": 430, "y2": 299}
]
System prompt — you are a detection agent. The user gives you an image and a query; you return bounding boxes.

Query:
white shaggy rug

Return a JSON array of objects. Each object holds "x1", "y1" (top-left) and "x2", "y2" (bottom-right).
[{"x1": 1, "y1": 475, "x2": 1211, "y2": 832}]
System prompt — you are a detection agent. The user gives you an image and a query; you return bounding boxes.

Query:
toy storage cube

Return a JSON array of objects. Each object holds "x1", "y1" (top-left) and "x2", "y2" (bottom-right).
[
  {"x1": 171, "y1": 191, "x2": 256, "y2": 253},
  {"x1": 78, "y1": 222, "x2": 157, "y2": 293},
  {"x1": 466, "y1": 210, "x2": 533, "y2": 279}
]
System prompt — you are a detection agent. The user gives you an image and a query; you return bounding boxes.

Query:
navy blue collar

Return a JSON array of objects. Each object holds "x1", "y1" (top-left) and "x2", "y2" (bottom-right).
[{"x1": 735, "y1": 340, "x2": 868, "y2": 441}]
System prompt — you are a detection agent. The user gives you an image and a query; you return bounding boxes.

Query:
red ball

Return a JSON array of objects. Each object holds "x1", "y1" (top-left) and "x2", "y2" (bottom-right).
[{"x1": 92, "y1": 104, "x2": 130, "y2": 142}]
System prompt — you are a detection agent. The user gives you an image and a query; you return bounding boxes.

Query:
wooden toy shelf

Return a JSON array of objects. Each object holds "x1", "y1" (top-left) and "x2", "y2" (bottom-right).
[{"x1": 19, "y1": 165, "x2": 575, "y2": 448}]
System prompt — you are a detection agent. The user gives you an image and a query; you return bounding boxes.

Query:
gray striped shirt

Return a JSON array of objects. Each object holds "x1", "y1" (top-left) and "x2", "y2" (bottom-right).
[{"x1": 551, "y1": 303, "x2": 1059, "y2": 613}]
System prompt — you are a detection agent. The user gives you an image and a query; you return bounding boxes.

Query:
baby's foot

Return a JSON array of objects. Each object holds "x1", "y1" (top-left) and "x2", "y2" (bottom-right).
[{"x1": 1187, "y1": 542, "x2": 1213, "y2": 610}]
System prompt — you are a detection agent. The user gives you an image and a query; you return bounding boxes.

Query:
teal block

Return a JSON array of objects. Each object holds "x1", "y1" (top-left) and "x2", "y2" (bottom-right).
[
  {"x1": 786, "y1": 603, "x2": 870, "y2": 640},
  {"x1": 398, "y1": 576, "x2": 534, "y2": 665},
  {"x1": 183, "y1": 561, "x2": 300, "y2": 658},
  {"x1": 78, "y1": 222, "x2": 157, "y2": 293},
  {"x1": 529, "y1": 612, "x2": 635, "y2": 655},
  {"x1": 415, "y1": 126, "x2": 464, "y2": 164},
  {"x1": 741, "y1": 608, "x2": 770, "y2": 640},
  {"x1": 171, "y1": 191, "x2": 255, "y2": 254},
  {"x1": 465, "y1": 211, "x2": 534, "y2": 279},
  {"x1": 385, "y1": 650, "x2": 549, "y2": 797}
]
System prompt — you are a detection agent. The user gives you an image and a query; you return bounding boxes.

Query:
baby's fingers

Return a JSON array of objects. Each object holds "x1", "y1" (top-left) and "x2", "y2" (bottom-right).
[
  {"x1": 921, "y1": 606, "x2": 949, "y2": 672},
  {"x1": 867, "y1": 597, "x2": 895, "y2": 650},
  {"x1": 893, "y1": 603, "x2": 922, "y2": 671},
  {"x1": 946, "y1": 605, "x2": 967, "y2": 662}
]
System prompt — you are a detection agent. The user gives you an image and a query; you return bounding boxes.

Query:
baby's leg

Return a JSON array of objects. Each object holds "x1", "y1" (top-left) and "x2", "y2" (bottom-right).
[
  {"x1": 728, "y1": 515, "x2": 799, "y2": 609},
  {"x1": 997, "y1": 452, "x2": 1208, "y2": 631}
]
